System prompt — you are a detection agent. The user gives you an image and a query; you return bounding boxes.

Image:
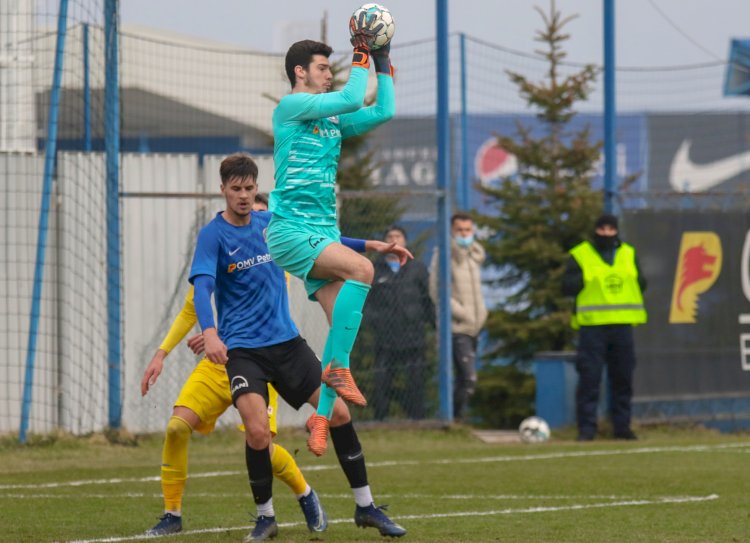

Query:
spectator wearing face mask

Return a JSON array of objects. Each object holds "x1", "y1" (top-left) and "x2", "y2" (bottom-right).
[
  {"x1": 365, "y1": 226, "x2": 435, "y2": 420},
  {"x1": 562, "y1": 214, "x2": 648, "y2": 441},
  {"x1": 430, "y1": 212, "x2": 488, "y2": 421}
]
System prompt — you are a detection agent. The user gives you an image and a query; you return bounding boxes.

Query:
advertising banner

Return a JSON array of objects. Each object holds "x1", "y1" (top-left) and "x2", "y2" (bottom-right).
[
  {"x1": 367, "y1": 113, "x2": 648, "y2": 215},
  {"x1": 626, "y1": 210, "x2": 750, "y2": 399},
  {"x1": 647, "y1": 113, "x2": 750, "y2": 193}
]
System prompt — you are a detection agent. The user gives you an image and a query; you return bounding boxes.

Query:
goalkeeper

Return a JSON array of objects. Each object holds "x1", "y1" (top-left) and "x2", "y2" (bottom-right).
[
  {"x1": 140, "y1": 264, "x2": 327, "y2": 535},
  {"x1": 267, "y1": 17, "x2": 396, "y2": 457}
]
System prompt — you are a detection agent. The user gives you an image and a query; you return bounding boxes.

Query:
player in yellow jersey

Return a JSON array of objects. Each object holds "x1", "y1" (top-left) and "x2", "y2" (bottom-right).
[{"x1": 141, "y1": 196, "x2": 326, "y2": 537}]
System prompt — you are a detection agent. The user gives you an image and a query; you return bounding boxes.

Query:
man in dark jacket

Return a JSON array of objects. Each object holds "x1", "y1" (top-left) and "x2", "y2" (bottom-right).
[
  {"x1": 562, "y1": 214, "x2": 647, "y2": 441},
  {"x1": 365, "y1": 226, "x2": 435, "y2": 420}
]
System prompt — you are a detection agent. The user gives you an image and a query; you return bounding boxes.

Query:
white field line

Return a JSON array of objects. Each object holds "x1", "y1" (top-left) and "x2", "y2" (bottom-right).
[
  {"x1": 0, "y1": 492, "x2": 677, "y2": 500},
  {"x1": 62, "y1": 494, "x2": 719, "y2": 543},
  {"x1": 0, "y1": 471, "x2": 236, "y2": 490},
  {"x1": 3, "y1": 441, "x2": 750, "y2": 491}
]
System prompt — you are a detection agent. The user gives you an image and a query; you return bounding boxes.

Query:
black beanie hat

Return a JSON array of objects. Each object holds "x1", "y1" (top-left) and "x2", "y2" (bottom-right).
[{"x1": 594, "y1": 214, "x2": 619, "y2": 230}]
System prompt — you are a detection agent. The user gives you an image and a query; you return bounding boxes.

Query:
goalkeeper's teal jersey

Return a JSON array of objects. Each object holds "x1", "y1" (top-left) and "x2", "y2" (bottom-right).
[{"x1": 270, "y1": 66, "x2": 395, "y2": 228}]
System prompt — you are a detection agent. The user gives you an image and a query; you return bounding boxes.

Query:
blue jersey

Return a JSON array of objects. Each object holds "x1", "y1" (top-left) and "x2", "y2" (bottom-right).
[
  {"x1": 189, "y1": 211, "x2": 298, "y2": 349},
  {"x1": 270, "y1": 67, "x2": 395, "y2": 228}
]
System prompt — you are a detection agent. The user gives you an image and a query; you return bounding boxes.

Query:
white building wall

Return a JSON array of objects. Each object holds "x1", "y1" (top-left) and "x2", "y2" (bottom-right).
[
  {"x1": 0, "y1": 152, "x2": 58, "y2": 434},
  {"x1": 0, "y1": 0, "x2": 36, "y2": 151},
  {"x1": 0, "y1": 147, "x2": 333, "y2": 436}
]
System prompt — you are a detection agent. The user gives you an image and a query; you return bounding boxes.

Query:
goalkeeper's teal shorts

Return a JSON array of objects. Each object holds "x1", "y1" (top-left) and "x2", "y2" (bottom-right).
[{"x1": 266, "y1": 216, "x2": 338, "y2": 300}]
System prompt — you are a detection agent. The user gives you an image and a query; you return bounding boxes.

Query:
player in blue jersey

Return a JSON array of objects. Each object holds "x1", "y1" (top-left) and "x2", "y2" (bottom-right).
[
  {"x1": 190, "y1": 153, "x2": 407, "y2": 540},
  {"x1": 266, "y1": 25, "x2": 396, "y2": 457}
]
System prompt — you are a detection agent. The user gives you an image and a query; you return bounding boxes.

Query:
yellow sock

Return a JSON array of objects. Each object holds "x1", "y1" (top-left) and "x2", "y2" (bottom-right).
[
  {"x1": 271, "y1": 443, "x2": 308, "y2": 496},
  {"x1": 161, "y1": 416, "x2": 192, "y2": 513}
]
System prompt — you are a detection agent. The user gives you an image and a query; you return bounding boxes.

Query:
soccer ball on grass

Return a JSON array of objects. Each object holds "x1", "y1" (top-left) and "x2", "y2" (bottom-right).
[
  {"x1": 349, "y1": 3, "x2": 395, "y2": 50},
  {"x1": 518, "y1": 416, "x2": 551, "y2": 444}
]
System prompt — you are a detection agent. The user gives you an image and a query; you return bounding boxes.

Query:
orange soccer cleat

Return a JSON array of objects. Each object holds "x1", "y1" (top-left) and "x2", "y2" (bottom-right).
[
  {"x1": 321, "y1": 364, "x2": 367, "y2": 407},
  {"x1": 306, "y1": 414, "x2": 330, "y2": 457},
  {"x1": 305, "y1": 413, "x2": 316, "y2": 434}
]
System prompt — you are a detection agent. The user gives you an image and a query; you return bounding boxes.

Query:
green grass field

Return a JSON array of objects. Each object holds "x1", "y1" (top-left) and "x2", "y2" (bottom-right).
[{"x1": 1, "y1": 424, "x2": 749, "y2": 543}]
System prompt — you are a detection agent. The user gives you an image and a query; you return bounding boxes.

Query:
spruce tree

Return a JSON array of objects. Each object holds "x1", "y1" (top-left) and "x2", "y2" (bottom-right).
[{"x1": 475, "y1": 1, "x2": 603, "y2": 361}]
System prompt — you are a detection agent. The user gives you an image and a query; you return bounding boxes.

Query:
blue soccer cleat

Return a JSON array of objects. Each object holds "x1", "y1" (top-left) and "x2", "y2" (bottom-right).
[
  {"x1": 354, "y1": 503, "x2": 406, "y2": 538},
  {"x1": 298, "y1": 488, "x2": 328, "y2": 532},
  {"x1": 244, "y1": 515, "x2": 278, "y2": 541},
  {"x1": 145, "y1": 512, "x2": 182, "y2": 536}
]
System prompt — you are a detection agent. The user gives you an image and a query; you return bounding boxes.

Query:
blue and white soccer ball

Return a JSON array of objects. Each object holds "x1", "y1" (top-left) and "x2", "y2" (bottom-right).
[
  {"x1": 518, "y1": 416, "x2": 551, "y2": 443},
  {"x1": 349, "y1": 3, "x2": 395, "y2": 50}
]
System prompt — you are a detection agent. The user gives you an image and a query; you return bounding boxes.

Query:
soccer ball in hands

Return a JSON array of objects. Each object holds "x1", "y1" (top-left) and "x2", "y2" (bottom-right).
[
  {"x1": 349, "y1": 3, "x2": 395, "y2": 50},
  {"x1": 518, "y1": 416, "x2": 551, "y2": 444}
]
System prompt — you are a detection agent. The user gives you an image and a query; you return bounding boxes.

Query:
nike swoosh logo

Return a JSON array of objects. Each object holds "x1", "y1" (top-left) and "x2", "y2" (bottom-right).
[
  {"x1": 669, "y1": 140, "x2": 750, "y2": 192},
  {"x1": 228, "y1": 247, "x2": 241, "y2": 256}
]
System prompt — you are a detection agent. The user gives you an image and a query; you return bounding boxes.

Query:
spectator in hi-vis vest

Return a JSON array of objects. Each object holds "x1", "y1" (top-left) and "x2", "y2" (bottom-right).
[{"x1": 562, "y1": 214, "x2": 647, "y2": 442}]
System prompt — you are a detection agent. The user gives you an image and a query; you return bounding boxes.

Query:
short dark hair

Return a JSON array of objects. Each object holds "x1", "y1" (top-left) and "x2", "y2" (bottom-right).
[
  {"x1": 254, "y1": 192, "x2": 269, "y2": 206},
  {"x1": 285, "y1": 40, "x2": 333, "y2": 88},
  {"x1": 220, "y1": 153, "x2": 258, "y2": 184},
  {"x1": 384, "y1": 225, "x2": 407, "y2": 241},
  {"x1": 451, "y1": 212, "x2": 473, "y2": 225}
]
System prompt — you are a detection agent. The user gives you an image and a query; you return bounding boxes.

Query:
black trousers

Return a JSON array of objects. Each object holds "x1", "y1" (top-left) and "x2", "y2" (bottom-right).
[
  {"x1": 372, "y1": 345, "x2": 427, "y2": 420},
  {"x1": 452, "y1": 333, "x2": 478, "y2": 420},
  {"x1": 575, "y1": 324, "x2": 636, "y2": 436}
]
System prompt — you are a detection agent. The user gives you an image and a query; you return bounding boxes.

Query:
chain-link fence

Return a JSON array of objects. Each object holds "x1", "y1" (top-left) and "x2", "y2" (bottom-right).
[
  {"x1": 0, "y1": 1, "x2": 112, "y2": 438},
  {"x1": 338, "y1": 191, "x2": 439, "y2": 421},
  {"x1": 4, "y1": 6, "x2": 750, "y2": 435}
]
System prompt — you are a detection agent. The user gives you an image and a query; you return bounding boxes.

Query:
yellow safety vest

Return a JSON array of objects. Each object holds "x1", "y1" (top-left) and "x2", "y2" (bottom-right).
[{"x1": 569, "y1": 241, "x2": 647, "y2": 329}]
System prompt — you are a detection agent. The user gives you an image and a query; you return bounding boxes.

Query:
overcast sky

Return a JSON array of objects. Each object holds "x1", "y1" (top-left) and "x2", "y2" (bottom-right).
[{"x1": 120, "y1": 0, "x2": 749, "y2": 67}]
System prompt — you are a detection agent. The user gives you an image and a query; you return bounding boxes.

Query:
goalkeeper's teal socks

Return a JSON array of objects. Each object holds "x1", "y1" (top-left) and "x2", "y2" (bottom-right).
[
  {"x1": 316, "y1": 383, "x2": 338, "y2": 420},
  {"x1": 328, "y1": 280, "x2": 370, "y2": 370},
  {"x1": 316, "y1": 279, "x2": 370, "y2": 418},
  {"x1": 317, "y1": 336, "x2": 337, "y2": 420}
]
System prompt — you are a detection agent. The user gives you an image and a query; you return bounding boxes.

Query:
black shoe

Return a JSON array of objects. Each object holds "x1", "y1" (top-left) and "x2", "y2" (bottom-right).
[
  {"x1": 354, "y1": 503, "x2": 406, "y2": 537},
  {"x1": 244, "y1": 515, "x2": 278, "y2": 541},
  {"x1": 145, "y1": 512, "x2": 182, "y2": 535},
  {"x1": 298, "y1": 488, "x2": 328, "y2": 532},
  {"x1": 576, "y1": 433, "x2": 594, "y2": 442},
  {"x1": 614, "y1": 430, "x2": 638, "y2": 440}
]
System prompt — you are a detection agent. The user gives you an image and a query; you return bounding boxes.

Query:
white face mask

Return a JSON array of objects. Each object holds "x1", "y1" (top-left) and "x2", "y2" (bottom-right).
[{"x1": 455, "y1": 234, "x2": 474, "y2": 247}]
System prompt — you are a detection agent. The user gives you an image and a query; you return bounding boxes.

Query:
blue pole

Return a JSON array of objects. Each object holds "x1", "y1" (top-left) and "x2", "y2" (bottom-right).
[
  {"x1": 20, "y1": 0, "x2": 70, "y2": 444},
  {"x1": 459, "y1": 32, "x2": 468, "y2": 210},
  {"x1": 82, "y1": 23, "x2": 91, "y2": 152},
  {"x1": 436, "y1": 0, "x2": 453, "y2": 422},
  {"x1": 603, "y1": 0, "x2": 616, "y2": 214},
  {"x1": 104, "y1": 0, "x2": 122, "y2": 429}
]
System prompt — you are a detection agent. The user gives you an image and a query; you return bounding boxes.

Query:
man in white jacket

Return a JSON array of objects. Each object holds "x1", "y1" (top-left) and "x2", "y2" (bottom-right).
[{"x1": 431, "y1": 212, "x2": 488, "y2": 421}]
